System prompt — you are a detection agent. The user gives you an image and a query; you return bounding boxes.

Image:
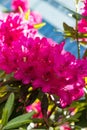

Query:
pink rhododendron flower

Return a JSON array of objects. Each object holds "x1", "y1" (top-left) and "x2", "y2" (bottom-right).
[
  {"x1": 0, "y1": 43, "x2": 18, "y2": 73},
  {"x1": 0, "y1": 35, "x2": 86, "y2": 107},
  {"x1": 0, "y1": 13, "x2": 37, "y2": 46},
  {"x1": 78, "y1": 19, "x2": 87, "y2": 33},
  {"x1": 81, "y1": 0, "x2": 87, "y2": 16},
  {"x1": 26, "y1": 100, "x2": 43, "y2": 118},
  {"x1": 12, "y1": 0, "x2": 29, "y2": 12}
]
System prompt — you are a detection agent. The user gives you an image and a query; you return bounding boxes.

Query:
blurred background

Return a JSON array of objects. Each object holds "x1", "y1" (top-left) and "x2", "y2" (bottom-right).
[{"x1": 0, "y1": 0, "x2": 85, "y2": 57}]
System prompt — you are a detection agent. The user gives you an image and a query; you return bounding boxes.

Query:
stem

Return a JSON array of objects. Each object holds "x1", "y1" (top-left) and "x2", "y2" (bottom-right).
[{"x1": 74, "y1": 0, "x2": 81, "y2": 59}]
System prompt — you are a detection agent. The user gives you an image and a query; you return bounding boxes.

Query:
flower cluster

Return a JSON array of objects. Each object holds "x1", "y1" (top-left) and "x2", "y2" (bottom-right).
[
  {"x1": 1, "y1": 1, "x2": 87, "y2": 130},
  {"x1": 0, "y1": 13, "x2": 37, "y2": 46},
  {"x1": 0, "y1": 33, "x2": 87, "y2": 107},
  {"x1": 0, "y1": 0, "x2": 86, "y2": 108}
]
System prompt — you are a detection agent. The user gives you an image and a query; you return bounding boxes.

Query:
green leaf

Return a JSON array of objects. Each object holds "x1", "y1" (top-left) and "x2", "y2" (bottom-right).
[
  {"x1": 31, "y1": 118, "x2": 44, "y2": 124},
  {"x1": 63, "y1": 22, "x2": 87, "y2": 41},
  {"x1": 1, "y1": 93, "x2": 15, "y2": 126},
  {"x1": 76, "y1": 109, "x2": 87, "y2": 127},
  {"x1": 0, "y1": 102, "x2": 5, "y2": 119},
  {"x1": 63, "y1": 22, "x2": 77, "y2": 39},
  {"x1": 41, "y1": 94, "x2": 48, "y2": 117},
  {"x1": 41, "y1": 94, "x2": 49, "y2": 126},
  {"x1": 3, "y1": 111, "x2": 35, "y2": 130},
  {"x1": 1, "y1": 109, "x2": 8, "y2": 127},
  {"x1": 58, "y1": 1, "x2": 87, "y2": 20},
  {"x1": 66, "y1": 113, "x2": 82, "y2": 122},
  {"x1": 0, "y1": 86, "x2": 8, "y2": 98},
  {"x1": 3, "y1": 120, "x2": 31, "y2": 130}
]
